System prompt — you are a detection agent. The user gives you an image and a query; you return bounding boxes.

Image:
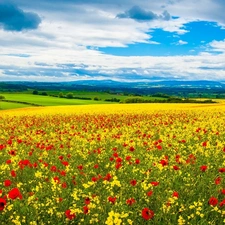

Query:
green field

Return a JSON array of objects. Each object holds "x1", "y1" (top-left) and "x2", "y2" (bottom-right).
[
  {"x1": 0, "y1": 101, "x2": 33, "y2": 110},
  {"x1": 0, "y1": 92, "x2": 166, "y2": 110}
]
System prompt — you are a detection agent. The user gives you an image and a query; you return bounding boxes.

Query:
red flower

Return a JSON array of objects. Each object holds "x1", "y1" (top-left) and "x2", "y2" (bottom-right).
[
  {"x1": 200, "y1": 165, "x2": 208, "y2": 172},
  {"x1": 61, "y1": 161, "x2": 69, "y2": 166},
  {"x1": 129, "y1": 146, "x2": 135, "y2": 152},
  {"x1": 221, "y1": 189, "x2": 225, "y2": 195},
  {"x1": 4, "y1": 180, "x2": 11, "y2": 187},
  {"x1": 202, "y1": 141, "x2": 207, "y2": 147},
  {"x1": 135, "y1": 159, "x2": 140, "y2": 164},
  {"x1": 10, "y1": 170, "x2": 16, "y2": 177},
  {"x1": 147, "y1": 190, "x2": 153, "y2": 197},
  {"x1": 108, "y1": 196, "x2": 116, "y2": 204},
  {"x1": 6, "y1": 159, "x2": 11, "y2": 164},
  {"x1": 215, "y1": 177, "x2": 222, "y2": 185},
  {"x1": 219, "y1": 168, "x2": 225, "y2": 173},
  {"x1": 142, "y1": 208, "x2": 154, "y2": 220},
  {"x1": 130, "y1": 180, "x2": 137, "y2": 186},
  {"x1": 220, "y1": 199, "x2": 225, "y2": 207},
  {"x1": 0, "y1": 198, "x2": 6, "y2": 211},
  {"x1": 8, "y1": 188, "x2": 22, "y2": 200},
  {"x1": 126, "y1": 156, "x2": 132, "y2": 161},
  {"x1": 84, "y1": 197, "x2": 91, "y2": 205},
  {"x1": 83, "y1": 206, "x2": 89, "y2": 214},
  {"x1": 61, "y1": 182, "x2": 67, "y2": 188},
  {"x1": 50, "y1": 166, "x2": 57, "y2": 172},
  {"x1": 172, "y1": 191, "x2": 179, "y2": 198},
  {"x1": 173, "y1": 165, "x2": 180, "y2": 170},
  {"x1": 160, "y1": 159, "x2": 168, "y2": 167},
  {"x1": 65, "y1": 209, "x2": 76, "y2": 220},
  {"x1": 208, "y1": 197, "x2": 218, "y2": 206},
  {"x1": 126, "y1": 198, "x2": 136, "y2": 206},
  {"x1": 150, "y1": 181, "x2": 159, "y2": 186}
]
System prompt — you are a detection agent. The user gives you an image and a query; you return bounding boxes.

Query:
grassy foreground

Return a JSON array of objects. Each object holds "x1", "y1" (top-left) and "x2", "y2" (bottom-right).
[{"x1": 1, "y1": 103, "x2": 225, "y2": 224}]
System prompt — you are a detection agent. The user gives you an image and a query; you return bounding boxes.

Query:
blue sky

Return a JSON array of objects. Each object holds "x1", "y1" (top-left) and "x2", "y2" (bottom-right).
[{"x1": 0, "y1": 0, "x2": 225, "y2": 82}]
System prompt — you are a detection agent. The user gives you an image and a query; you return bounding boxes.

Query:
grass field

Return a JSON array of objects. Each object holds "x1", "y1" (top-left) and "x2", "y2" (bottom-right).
[
  {"x1": 0, "y1": 101, "x2": 33, "y2": 110},
  {"x1": 0, "y1": 93, "x2": 165, "y2": 110}
]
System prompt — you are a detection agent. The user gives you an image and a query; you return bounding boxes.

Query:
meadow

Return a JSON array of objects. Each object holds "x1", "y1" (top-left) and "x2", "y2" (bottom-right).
[{"x1": 1, "y1": 103, "x2": 225, "y2": 224}]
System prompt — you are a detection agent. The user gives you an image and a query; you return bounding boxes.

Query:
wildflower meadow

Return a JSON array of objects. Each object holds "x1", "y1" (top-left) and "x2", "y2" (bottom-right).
[{"x1": 1, "y1": 103, "x2": 225, "y2": 224}]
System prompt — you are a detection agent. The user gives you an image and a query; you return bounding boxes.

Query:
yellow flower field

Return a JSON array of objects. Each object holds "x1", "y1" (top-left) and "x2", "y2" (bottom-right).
[{"x1": 1, "y1": 103, "x2": 225, "y2": 224}]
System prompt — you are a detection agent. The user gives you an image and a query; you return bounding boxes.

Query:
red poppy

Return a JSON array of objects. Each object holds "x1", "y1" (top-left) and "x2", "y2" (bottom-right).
[
  {"x1": 220, "y1": 199, "x2": 225, "y2": 207},
  {"x1": 84, "y1": 197, "x2": 91, "y2": 205},
  {"x1": 147, "y1": 190, "x2": 153, "y2": 197},
  {"x1": 208, "y1": 197, "x2": 218, "y2": 206},
  {"x1": 215, "y1": 177, "x2": 222, "y2": 185},
  {"x1": 135, "y1": 159, "x2": 140, "y2": 164},
  {"x1": 126, "y1": 156, "x2": 132, "y2": 161},
  {"x1": 150, "y1": 181, "x2": 159, "y2": 186},
  {"x1": 61, "y1": 161, "x2": 69, "y2": 166},
  {"x1": 8, "y1": 188, "x2": 22, "y2": 200},
  {"x1": 65, "y1": 209, "x2": 76, "y2": 220},
  {"x1": 200, "y1": 165, "x2": 208, "y2": 172},
  {"x1": 130, "y1": 180, "x2": 137, "y2": 186},
  {"x1": 83, "y1": 206, "x2": 89, "y2": 214},
  {"x1": 219, "y1": 168, "x2": 225, "y2": 173},
  {"x1": 6, "y1": 159, "x2": 11, "y2": 164},
  {"x1": 50, "y1": 165, "x2": 57, "y2": 172},
  {"x1": 126, "y1": 198, "x2": 136, "y2": 206},
  {"x1": 142, "y1": 208, "x2": 154, "y2": 220},
  {"x1": 10, "y1": 170, "x2": 16, "y2": 177},
  {"x1": 0, "y1": 198, "x2": 6, "y2": 211},
  {"x1": 108, "y1": 196, "x2": 116, "y2": 204},
  {"x1": 61, "y1": 182, "x2": 67, "y2": 188},
  {"x1": 173, "y1": 165, "x2": 180, "y2": 170},
  {"x1": 4, "y1": 180, "x2": 11, "y2": 187},
  {"x1": 160, "y1": 159, "x2": 168, "y2": 167},
  {"x1": 221, "y1": 189, "x2": 225, "y2": 195},
  {"x1": 129, "y1": 146, "x2": 135, "y2": 152},
  {"x1": 172, "y1": 191, "x2": 179, "y2": 198}
]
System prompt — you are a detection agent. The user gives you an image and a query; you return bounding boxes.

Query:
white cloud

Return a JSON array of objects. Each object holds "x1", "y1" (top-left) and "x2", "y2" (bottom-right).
[{"x1": 177, "y1": 40, "x2": 188, "y2": 45}]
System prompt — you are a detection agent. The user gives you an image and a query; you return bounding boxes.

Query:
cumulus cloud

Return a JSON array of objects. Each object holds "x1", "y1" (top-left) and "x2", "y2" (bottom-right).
[
  {"x1": 117, "y1": 6, "x2": 171, "y2": 22},
  {"x1": 0, "y1": 2, "x2": 41, "y2": 31},
  {"x1": 177, "y1": 40, "x2": 188, "y2": 45}
]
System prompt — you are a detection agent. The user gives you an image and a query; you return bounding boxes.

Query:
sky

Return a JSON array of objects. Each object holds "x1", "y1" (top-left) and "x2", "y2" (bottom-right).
[{"x1": 0, "y1": 0, "x2": 225, "y2": 82}]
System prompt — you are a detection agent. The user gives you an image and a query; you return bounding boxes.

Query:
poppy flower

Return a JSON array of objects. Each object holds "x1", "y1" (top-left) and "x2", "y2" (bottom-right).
[
  {"x1": 8, "y1": 188, "x2": 22, "y2": 200},
  {"x1": 108, "y1": 196, "x2": 116, "y2": 204},
  {"x1": 219, "y1": 168, "x2": 225, "y2": 173},
  {"x1": 130, "y1": 180, "x2": 137, "y2": 186},
  {"x1": 84, "y1": 197, "x2": 91, "y2": 205},
  {"x1": 172, "y1": 191, "x2": 179, "y2": 198},
  {"x1": 65, "y1": 209, "x2": 76, "y2": 220},
  {"x1": 10, "y1": 170, "x2": 16, "y2": 177},
  {"x1": 215, "y1": 177, "x2": 222, "y2": 185},
  {"x1": 150, "y1": 181, "x2": 159, "y2": 186},
  {"x1": 126, "y1": 198, "x2": 136, "y2": 206},
  {"x1": 220, "y1": 199, "x2": 225, "y2": 207},
  {"x1": 200, "y1": 165, "x2": 208, "y2": 172},
  {"x1": 147, "y1": 190, "x2": 153, "y2": 197},
  {"x1": 142, "y1": 208, "x2": 154, "y2": 220},
  {"x1": 208, "y1": 197, "x2": 218, "y2": 206},
  {"x1": 4, "y1": 180, "x2": 11, "y2": 187},
  {"x1": 83, "y1": 206, "x2": 89, "y2": 214},
  {"x1": 0, "y1": 198, "x2": 6, "y2": 211}
]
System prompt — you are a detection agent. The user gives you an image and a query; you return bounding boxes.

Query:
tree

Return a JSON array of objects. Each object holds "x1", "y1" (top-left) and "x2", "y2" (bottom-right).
[
  {"x1": 66, "y1": 92, "x2": 74, "y2": 99},
  {"x1": 33, "y1": 90, "x2": 39, "y2": 95},
  {"x1": 41, "y1": 92, "x2": 48, "y2": 96},
  {"x1": 59, "y1": 92, "x2": 64, "y2": 98}
]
